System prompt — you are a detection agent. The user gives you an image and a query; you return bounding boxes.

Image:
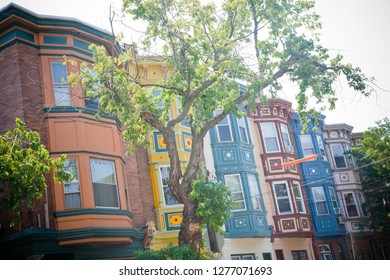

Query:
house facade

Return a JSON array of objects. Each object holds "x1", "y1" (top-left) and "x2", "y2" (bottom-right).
[
  {"x1": 248, "y1": 99, "x2": 315, "y2": 260},
  {"x1": 291, "y1": 113, "x2": 348, "y2": 259},
  {"x1": 207, "y1": 103, "x2": 272, "y2": 260},
  {"x1": 0, "y1": 3, "x2": 154, "y2": 259},
  {"x1": 323, "y1": 124, "x2": 375, "y2": 259}
]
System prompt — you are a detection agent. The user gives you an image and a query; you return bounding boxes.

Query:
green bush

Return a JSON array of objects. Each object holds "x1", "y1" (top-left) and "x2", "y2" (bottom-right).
[{"x1": 135, "y1": 243, "x2": 200, "y2": 260}]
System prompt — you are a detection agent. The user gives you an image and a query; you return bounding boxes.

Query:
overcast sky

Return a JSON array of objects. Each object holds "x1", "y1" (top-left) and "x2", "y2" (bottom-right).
[{"x1": 1, "y1": 0, "x2": 389, "y2": 132}]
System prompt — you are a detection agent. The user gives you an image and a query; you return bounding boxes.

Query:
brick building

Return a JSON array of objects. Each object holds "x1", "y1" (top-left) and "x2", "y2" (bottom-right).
[{"x1": 0, "y1": 3, "x2": 154, "y2": 259}]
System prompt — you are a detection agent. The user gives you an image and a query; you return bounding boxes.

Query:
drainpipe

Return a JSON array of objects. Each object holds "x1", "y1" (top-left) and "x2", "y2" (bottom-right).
[{"x1": 350, "y1": 231, "x2": 356, "y2": 260}]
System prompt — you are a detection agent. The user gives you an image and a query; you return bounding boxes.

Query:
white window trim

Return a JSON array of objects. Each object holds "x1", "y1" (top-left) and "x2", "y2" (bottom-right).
[
  {"x1": 215, "y1": 110, "x2": 233, "y2": 142},
  {"x1": 330, "y1": 143, "x2": 347, "y2": 169},
  {"x1": 63, "y1": 158, "x2": 81, "y2": 209},
  {"x1": 260, "y1": 122, "x2": 281, "y2": 153},
  {"x1": 272, "y1": 181, "x2": 293, "y2": 215},
  {"x1": 300, "y1": 134, "x2": 315, "y2": 157},
  {"x1": 312, "y1": 186, "x2": 329, "y2": 215},
  {"x1": 343, "y1": 191, "x2": 360, "y2": 218},
  {"x1": 280, "y1": 124, "x2": 293, "y2": 153},
  {"x1": 316, "y1": 135, "x2": 328, "y2": 161},
  {"x1": 237, "y1": 116, "x2": 249, "y2": 143},
  {"x1": 51, "y1": 61, "x2": 71, "y2": 106},
  {"x1": 90, "y1": 158, "x2": 120, "y2": 209},
  {"x1": 224, "y1": 174, "x2": 247, "y2": 211},
  {"x1": 159, "y1": 165, "x2": 182, "y2": 207},
  {"x1": 293, "y1": 182, "x2": 306, "y2": 214}
]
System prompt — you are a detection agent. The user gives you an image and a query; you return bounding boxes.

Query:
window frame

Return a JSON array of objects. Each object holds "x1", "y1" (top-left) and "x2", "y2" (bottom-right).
[
  {"x1": 63, "y1": 158, "x2": 81, "y2": 209},
  {"x1": 237, "y1": 116, "x2": 249, "y2": 143},
  {"x1": 280, "y1": 124, "x2": 293, "y2": 153},
  {"x1": 260, "y1": 122, "x2": 281, "y2": 153},
  {"x1": 90, "y1": 158, "x2": 120, "y2": 209},
  {"x1": 344, "y1": 192, "x2": 359, "y2": 218},
  {"x1": 300, "y1": 134, "x2": 315, "y2": 157},
  {"x1": 330, "y1": 143, "x2": 347, "y2": 168},
  {"x1": 224, "y1": 174, "x2": 246, "y2": 211},
  {"x1": 292, "y1": 182, "x2": 306, "y2": 214},
  {"x1": 51, "y1": 61, "x2": 71, "y2": 106},
  {"x1": 247, "y1": 174, "x2": 263, "y2": 210},
  {"x1": 159, "y1": 165, "x2": 181, "y2": 207},
  {"x1": 231, "y1": 254, "x2": 255, "y2": 260},
  {"x1": 291, "y1": 250, "x2": 308, "y2": 260},
  {"x1": 316, "y1": 135, "x2": 327, "y2": 161},
  {"x1": 215, "y1": 110, "x2": 233, "y2": 142},
  {"x1": 312, "y1": 186, "x2": 329, "y2": 215},
  {"x1": 272, "y1": 181, "x2": 293, "y2": 215},
  {"x1": 328, "y1": 186, "x2": 339, "y2": 214}
]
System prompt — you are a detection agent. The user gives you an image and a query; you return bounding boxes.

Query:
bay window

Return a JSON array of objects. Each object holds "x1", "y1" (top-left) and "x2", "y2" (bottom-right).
[
  {"x1": 51, "y1": 61, "x2": 71, "y2": 106},
  {"x1": 63, "y1": 158, "x2": 81, "y2": 208},
  {"x1": 312, "y1": 186, "x2": 329, "y2": 215},
  {"x1": 273, "y1": 182, "x2": 293, "y2": 214},
  {"x1": 225, "y1": 174, "x2": 246, "y2": 210},
  {"x1": 260, "y1": 123, "x2": 280, "y2": 153}
]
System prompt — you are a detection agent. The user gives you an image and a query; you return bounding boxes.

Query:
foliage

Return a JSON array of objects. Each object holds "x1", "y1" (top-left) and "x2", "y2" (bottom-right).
[
  {"x1": 351, "y1": 118, "x2": 390, "y2": 247},
  {"x1": 190, "y1": 180, "x2": 234, "y2": 234},
  {"x1": 72, "y1": 0, "x2": 374, "y2": 252},
  {"x1": 0, "y1": 118, "x2": 71, "y2": 227},
  {"x1": 135, "y1": 243, "x2": 200, "y2": 260}
]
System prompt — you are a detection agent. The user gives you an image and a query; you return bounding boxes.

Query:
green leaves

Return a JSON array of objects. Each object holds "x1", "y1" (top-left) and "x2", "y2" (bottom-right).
[
  {"x1": 0, "y1": 119, "x2": 70, "y2": 227},
  {"x1": 190, "y1": 180, "x2": 235, "y2": 234}
]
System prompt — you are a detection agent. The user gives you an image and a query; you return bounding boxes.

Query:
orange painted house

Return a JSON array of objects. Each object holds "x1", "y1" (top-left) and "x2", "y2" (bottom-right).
[{"x1": 0, "y1": 3, "x2": 155, "y2": 259}]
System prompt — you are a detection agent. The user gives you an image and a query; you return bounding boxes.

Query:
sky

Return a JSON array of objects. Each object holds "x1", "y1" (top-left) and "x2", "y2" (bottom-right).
[{"x1": 1, "y1": 0, "x2": 389, "y2": 132}]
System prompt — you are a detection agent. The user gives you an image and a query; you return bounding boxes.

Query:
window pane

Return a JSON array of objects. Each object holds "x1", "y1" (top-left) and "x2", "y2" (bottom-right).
[
  {"x1": 93, "y1": 183, "x2": 119, "y2": 207},
  {"x1": 248, "y1": 174, "x2": 262, "y2": 210},
  {"x1": 237, "y1": 117, "x2": 248, "y2": 143},
  {"x1": 225, "y1": 175, "x2": 245, "y2": 210},
  {"x1": 344, "y1": 193, "x2": 359, "y2": 217},
  {"x1": 218, "y1": 126, "x2": 232, "y2": 142},
  {"x1": 64, "y1": 158, "x2": 80, "y2": 208},
  {"x1": 91, "y1": 160, "x2": 115, "y2": 184},
  {"x1": 300, "y1": 135, "x2": 314, "y2": 156},
  {"x1": 261, "y1": 123, "x2": 280, "y2": 152},
  {"x1": 90, "y1": 159, "x2": 119, "y2": 208},
  {"x1": 332, "y1": 144, "x2": 346, "y2": 168},
  {"x1": 293, "y1": 183, "x2": 305, "y2": 213},
  {"x1": 312, "y1": 187, "x2": 329, "y2": 215},
  {"x1": 274, "y1": 183, "x2": 292, "y2": 214},
  {"x1": 52, "y1": 62, "x2": 70, "y2": 106},
  {"x1": 160, "y1": 166, "x2": 180, "y2": 206}
]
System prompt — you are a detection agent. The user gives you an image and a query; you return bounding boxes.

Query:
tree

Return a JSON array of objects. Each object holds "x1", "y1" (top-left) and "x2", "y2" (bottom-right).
[
  {"x1": 0, "y1": 118, "x2": 71, "y2": 228},
  {"x1": 73, "y1": 0, "x2": 374, "y2": 253},
  {"x1": 190, "y1": 180, "x2": 235, "y2": 253},
  {"x1": 351, "y1": 118, "x2": 390, "y2": 256}
]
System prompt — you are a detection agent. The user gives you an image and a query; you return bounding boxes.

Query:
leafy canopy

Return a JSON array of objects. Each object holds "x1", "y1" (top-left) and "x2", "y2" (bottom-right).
[{"x1": 0, "y1": 119, "x2": 71, "y2": 227}]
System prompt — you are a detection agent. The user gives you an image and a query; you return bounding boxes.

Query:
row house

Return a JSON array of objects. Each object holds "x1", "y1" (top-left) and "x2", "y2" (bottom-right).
[
  {"x1": 323, "y1": 124, "x2": 375, "y2": 259},
  {"x1": 134, "y1": 56, "x2": 193, "y2": 249},
  {"x1": 0, "y1": 3, "x2": 154, "y2": 259},
  {"x1": 248, "y1": 99, "x2": 315, "y2": 260},
  {"x1": 206, "y1": 100, "x2": 272, "y2": 260},
  {"x1": 291, "y1": 113, "x2": 348, "y2": 259}
]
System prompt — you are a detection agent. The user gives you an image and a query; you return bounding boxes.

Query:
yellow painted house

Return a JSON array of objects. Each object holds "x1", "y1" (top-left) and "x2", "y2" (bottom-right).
[{"x1": 134, "y1": 56, "x2": 192, "y2": 249}]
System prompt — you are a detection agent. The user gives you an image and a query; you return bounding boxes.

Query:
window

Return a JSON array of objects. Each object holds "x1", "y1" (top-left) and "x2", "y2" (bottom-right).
[
  {"x1": 63, "y1": 158, "x2": 81, "y2": 208},
  {"x1": 275, "y1": 249, "x2": 285, "y2": 260},
  {"x1": 90, "y1": 159, "x2": 119, "y2": 208},
  {"x1": 215, "y1": 110, "x2": 233, "y2": 142},
  {"x1": 319, "y1": 244, "x2": 333, "y2": 260},
  {"x1": 176, "y1": 98, "x2": 190, "y2": 127},
  {"x1": 231, "y1": 254, "x2": 255, "y2": 260},
  {"x1": 312, "y1": 187, "x2": 329, "y2": 215},
  {"x1": 273, "y1": 182, "x2": 293, "y2": 214},
  {"x1": 291, "y1": 250, "x2": 308, "y2": 260},
  {"x1": 160, "y1": 166, "x2": 180, "y2": 206},
  {"x1": 300, "y1": 135, "x2": 315, "y2": 157},
  {"x1": 293, "y1": 182, "x2": 306, "y2": 213},
  {"x1": 330, "y1": 144, "x2": 347, "y2": 168},
  {"x1": 248, "y1": 174, "x2": 262, "y2": 210},
  {"x1": 329, "y1": 187, "x2": 339, "y2": 214},
  {"x1": 344, "y1": 192, "x2": 359, "y2": 217},
  {"x1": 316, "y1": 135, "x2": 327, "y2": 161},
  {"x1": 84, "y1": 67, "x2": 100, "y2": 109},
  {"x1": 262, "y1": 253, "x2": 272, "y2": 260},
  {"x1": 225, "y1": 174, "x2": 246, "y2": 210},
  {"x1": 280, "y1": 124, "x2": 293, "y2": 152},
  {"x1": 260, "y1": 123, "x2": 280, "y2": 152},
  {"x1": 357, "y1": 192, "x2": 368, "y2": 216},
  {"x1": 237, "y1": 116, "x2": 249, "y2": 143},
  {"x1": 52, "y1": 62, "x2": 70, "y2": 106}
]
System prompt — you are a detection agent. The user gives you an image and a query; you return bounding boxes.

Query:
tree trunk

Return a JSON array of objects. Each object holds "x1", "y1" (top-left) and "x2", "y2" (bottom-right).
[{"x1": 178, "y1": 200, "x2": 203, "y2": 254}]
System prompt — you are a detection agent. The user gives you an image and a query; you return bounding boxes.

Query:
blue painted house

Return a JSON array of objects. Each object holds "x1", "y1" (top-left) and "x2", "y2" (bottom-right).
[
  {"x1": 207, "y1": 107, "x2": 272, "y2": 260},
  {"x1": 291, "y1": 113, "x2": 349, "y2": 259}
]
